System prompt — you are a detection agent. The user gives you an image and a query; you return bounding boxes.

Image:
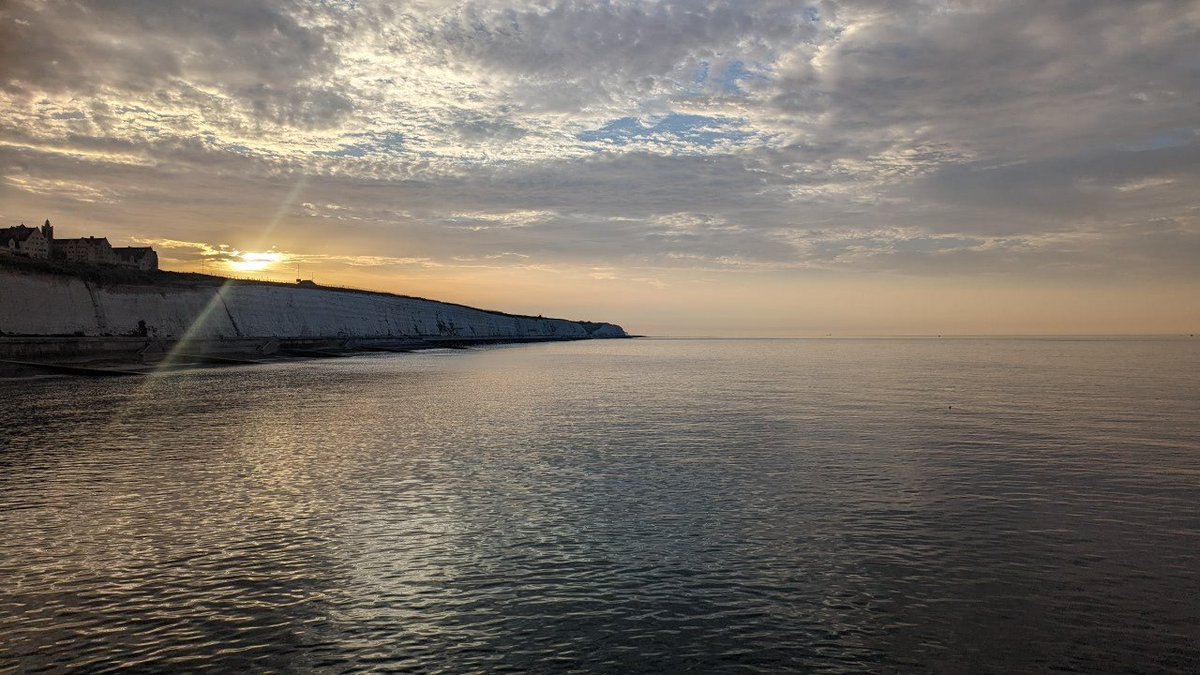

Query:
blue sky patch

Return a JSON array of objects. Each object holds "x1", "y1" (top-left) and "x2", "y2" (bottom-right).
[
  {"x1": 578, "y1": 114, "x2": 753, "y2": 149},
  {"x1": 317, "y1": 131, "x2": 405, "y2": 158},
  {"x1": 689, "y1": 59, "x2": 769, "y2": 96},
  {"x1": 1122, "y1": 127, "x2": 1197, "y2": 152}
]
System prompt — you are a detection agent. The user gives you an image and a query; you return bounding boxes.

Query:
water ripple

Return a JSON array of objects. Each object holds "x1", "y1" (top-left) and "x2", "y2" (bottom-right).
[{"x1": 1, "y1": 338, "x2": 1198, "y2": 672}]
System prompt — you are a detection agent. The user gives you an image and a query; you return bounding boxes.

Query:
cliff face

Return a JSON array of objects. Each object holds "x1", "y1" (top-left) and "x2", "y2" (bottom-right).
[{"x1": 0, "y1": 267, "x2": 626, "y2": 340}]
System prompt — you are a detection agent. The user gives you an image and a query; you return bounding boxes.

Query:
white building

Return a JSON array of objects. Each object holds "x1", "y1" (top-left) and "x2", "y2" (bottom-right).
[
  {"x1": 3, "y1": 219, "x2": 159, "y2": 271},
  {"x1": 54, "y1": 236, "x2": 120, "y2": 265},
  {"x1": 112, "y1": 246, "x2": 159, "y2": 271},
  {"x1": 0, "y1": 222, "x2": 51, "y2": 259}
]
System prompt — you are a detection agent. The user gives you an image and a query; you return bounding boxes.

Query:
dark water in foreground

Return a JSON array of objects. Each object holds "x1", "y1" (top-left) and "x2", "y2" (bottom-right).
[{"x1": 1, "y1": 338, "x2": 1198, "y2": 673}]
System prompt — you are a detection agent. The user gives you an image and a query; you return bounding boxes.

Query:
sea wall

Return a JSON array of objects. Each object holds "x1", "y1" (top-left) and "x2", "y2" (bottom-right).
[{"x1": 0, "y1": 267, "x2": 626, "y2": 341}]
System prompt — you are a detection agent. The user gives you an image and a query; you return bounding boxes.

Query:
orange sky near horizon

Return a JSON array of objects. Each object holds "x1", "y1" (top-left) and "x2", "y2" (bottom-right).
[{"x1": 135, "y1": 243, "x2": 1197, "y2": 337}]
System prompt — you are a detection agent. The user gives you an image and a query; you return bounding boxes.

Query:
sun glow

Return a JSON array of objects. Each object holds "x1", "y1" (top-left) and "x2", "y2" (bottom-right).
[{"x1": 225, "y1": 250, "x2": 285, "y2": 273}]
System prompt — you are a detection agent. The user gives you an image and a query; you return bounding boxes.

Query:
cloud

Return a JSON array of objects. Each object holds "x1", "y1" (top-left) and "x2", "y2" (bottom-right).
[
  {"x1": 135, "y1": 237, "x2": 442, "y2": 272},
  {"x1": 0, "y1": 0, "x2": 1197, "y2": 283},
  {"x1": 4, "y1": 174, "x2": 122, "y2": 203}
]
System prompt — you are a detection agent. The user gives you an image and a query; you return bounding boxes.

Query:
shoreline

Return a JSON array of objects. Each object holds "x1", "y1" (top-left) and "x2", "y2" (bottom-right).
[{"x1": 0, "y1": 334, "x2": 631, "y2": 379}]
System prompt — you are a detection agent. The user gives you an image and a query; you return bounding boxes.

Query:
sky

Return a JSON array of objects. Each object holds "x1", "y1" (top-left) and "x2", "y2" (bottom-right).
[{"x1": 1, "y1": 0, "x2": 1198, "y2": 336}]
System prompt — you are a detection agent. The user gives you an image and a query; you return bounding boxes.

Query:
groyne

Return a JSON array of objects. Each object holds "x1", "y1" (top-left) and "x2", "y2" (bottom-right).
[{"x1": 0, "y1": 262, "x2": 626, "y2": 366}]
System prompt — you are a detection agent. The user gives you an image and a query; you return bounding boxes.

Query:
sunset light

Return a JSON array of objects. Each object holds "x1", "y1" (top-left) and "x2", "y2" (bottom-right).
[
  {"x1": 1, "y1": 2, "x2": 1198, "y2": 672},
  {"x1": 225, "y1": 251, "x2": 285, "y2": 274},
  {"x1": 0, "y1": 1, "x2": 1194, "y2": 335}
]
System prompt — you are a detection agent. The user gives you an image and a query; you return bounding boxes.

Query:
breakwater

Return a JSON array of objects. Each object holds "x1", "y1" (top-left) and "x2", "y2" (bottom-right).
[{"x1": 0, "y1": 264, "x2": 625, "y2": 364}]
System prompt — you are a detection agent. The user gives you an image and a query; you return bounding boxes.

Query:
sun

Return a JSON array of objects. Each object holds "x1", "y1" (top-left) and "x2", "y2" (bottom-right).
[{"x1": 225, "y1": 250, "x2": 284, "y2": 273}]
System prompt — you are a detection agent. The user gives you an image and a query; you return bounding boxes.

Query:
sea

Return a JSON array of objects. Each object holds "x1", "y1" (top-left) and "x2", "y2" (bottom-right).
[{"x1": 1, "y1": 337, "x2": 1197, "y2": 673}]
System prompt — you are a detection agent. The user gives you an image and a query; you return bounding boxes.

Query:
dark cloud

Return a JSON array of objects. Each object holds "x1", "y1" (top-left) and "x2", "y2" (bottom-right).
[
  {"x1": 786, "y1": 0, "x2": 1200, "y2": 159},
  {"x1": 422, "y1": 0, "x2": 820, "y2": 109},
  {"x1": 918, "y1": 142, "x2": 1200, "y2": 228},
  {"x1": 0, "y1": 0, "x2": 347, "y2": 126}
]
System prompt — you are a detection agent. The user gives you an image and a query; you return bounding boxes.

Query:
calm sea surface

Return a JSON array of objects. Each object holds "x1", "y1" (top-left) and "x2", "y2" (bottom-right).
[{"x1": 1, "y1": 338, "x2": 1198, "y2": 673}]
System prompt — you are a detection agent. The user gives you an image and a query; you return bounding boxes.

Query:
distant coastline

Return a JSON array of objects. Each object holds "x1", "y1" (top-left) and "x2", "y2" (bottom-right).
[{"x1": 0, "y1": 256, "x2": 627, "y2": 375}]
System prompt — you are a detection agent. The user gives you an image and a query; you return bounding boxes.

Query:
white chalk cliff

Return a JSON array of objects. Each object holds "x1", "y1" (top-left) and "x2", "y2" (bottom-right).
[{"x1": 0, "y1": 267, "x2": 626, "y2": 341}]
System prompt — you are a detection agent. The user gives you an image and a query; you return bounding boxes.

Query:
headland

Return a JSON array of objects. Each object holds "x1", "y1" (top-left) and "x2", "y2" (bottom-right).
[{"x1": 0, "y1": 255, "x2": 627, "y2": 375}]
